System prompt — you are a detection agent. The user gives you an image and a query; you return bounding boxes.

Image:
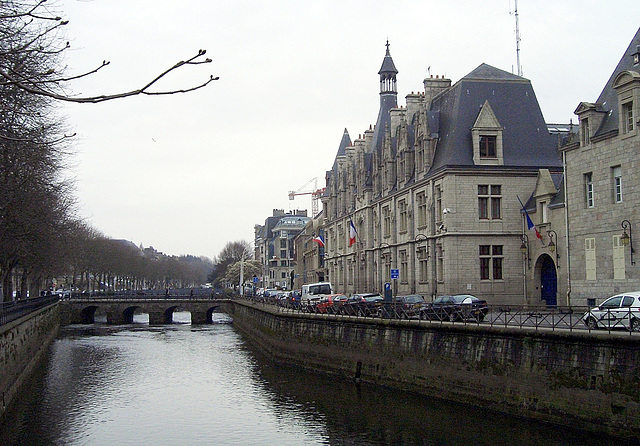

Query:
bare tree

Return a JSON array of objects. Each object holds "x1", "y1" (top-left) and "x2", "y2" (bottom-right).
[
  {"x1": 0, "y1": 0, "x2": 218, "y2": 104},
  {"x1": 0, "y1": 0, "x2": 218, "y2": 300}
]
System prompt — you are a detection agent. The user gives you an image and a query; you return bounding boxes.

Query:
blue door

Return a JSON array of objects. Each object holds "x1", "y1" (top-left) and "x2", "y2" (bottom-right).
[{"x1": 540, "y1": 255, "x2": 557, "y2": 306}]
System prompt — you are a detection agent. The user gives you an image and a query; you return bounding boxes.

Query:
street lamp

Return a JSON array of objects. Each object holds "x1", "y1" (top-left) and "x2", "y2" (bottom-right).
[
  {"x1": 414, "y1": 233, "x2": 429, "y2": 258},
  {"x1": 621, "y1": 219, "x2": 635, "y2": 265},
  {"x1": 547, "y1": 230, "x2": 559, "y2": 268}
]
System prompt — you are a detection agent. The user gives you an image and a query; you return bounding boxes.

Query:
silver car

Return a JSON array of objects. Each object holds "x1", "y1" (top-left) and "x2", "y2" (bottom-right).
[{"x1": 582, "y1": 291, "x2": 640, "y2": 331}]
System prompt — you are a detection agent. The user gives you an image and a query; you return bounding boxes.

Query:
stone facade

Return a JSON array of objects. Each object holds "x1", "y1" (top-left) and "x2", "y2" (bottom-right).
[
  {"x1": 254, "y1": 209, "x2": 309, "y2": 290},
  {"x1": 292, "y1": 215, "x2": 325, "y2": 290},
  {"x1": 316, "y1": 43, "x2": 564, "y2": 306},
  {"x1": 560, "y1": 28, "x2": 640, "y2": 306}
]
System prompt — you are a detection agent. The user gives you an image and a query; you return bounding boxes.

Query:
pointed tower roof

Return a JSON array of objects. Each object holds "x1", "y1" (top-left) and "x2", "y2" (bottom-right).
[
  {"x1": 378, "y1": 40, "x2": 398, "y2": 75},
  {"x1": 336, "y1": 128, "x2": 352, "y2": 158},
  {"x1": 370, "y1": 41, "x2": 398, "y2": 154}
]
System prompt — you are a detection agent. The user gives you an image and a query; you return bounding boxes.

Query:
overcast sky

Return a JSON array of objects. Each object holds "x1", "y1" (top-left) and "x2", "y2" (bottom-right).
[{"x1": 57, "y1": 0, "x2": 639, "y2": 259}]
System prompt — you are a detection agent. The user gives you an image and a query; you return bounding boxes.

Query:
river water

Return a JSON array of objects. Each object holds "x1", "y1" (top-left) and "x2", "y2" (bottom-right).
[{"x1": 0, "y1": 313, "x2": 628, "y2": 446}]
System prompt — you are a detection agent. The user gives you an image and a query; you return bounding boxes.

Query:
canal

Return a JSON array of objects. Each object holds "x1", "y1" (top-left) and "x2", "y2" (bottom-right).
[{"x1": 0, "y1": 313, "x2": 628, "y2": 446}]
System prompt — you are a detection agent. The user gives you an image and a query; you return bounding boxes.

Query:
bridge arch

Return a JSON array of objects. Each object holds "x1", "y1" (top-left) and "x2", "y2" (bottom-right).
[
  {"x1": 122, "y1": 306, "x2": 143, "y2": 324},
  {"x1": 80, "y1": 306, "x2": 99, "y2": 324}
]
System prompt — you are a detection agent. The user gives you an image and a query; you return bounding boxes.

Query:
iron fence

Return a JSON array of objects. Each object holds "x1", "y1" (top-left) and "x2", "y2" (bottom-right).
[
  {"x1": 0, "y1": 295, "x2": 59, "y2": 327},
  {"x1": 239, "y1": 296, "x2": 640, "y2": 335}
]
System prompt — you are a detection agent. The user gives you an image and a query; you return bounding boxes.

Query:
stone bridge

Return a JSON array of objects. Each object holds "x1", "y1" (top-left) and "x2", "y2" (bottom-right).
[{"x1": 59, "y1": 296, "x2": 232, "y2": 325}]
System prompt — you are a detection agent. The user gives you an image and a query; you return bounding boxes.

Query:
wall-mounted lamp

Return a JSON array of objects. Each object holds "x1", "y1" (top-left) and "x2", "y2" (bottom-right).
[
  {"x1": 520, "y1": 233, "x2": 531, "y2": 269},
  {"x1": 621, "y1": 219, "x2": 635, "y2": 265},
  {"x1": 379, "y1": 242, "x2": 391, "y2": 262},
  {"x1": 414, "y1": 233, "x2": 429, "y2": 259},
  {"x1": 547, "y1": 229, "x2": 560, "y2": 268}
]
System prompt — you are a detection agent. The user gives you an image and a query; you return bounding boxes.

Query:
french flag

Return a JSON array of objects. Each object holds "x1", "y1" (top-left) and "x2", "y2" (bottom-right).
[
  {"x1": 312, "y1": 235, "x2": 324, "y2": 247},
  {"x1": 349, "y1": 219, "x2": 357, "y2": 247},
  {"x1": 518, "y1": 196, "x2": 543, "y2": 241}
]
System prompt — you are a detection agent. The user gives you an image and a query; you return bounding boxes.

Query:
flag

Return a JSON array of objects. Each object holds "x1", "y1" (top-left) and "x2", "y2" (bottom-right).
[
  {"x1": 312, "y1": 235, "x2": 324, "y2": 247},
  {"x1": 517, "y1": 196, "x2": 543, "y2": 241},
  {"x1": 349, "y1": 219, "x2": 357, "y2": 247}
]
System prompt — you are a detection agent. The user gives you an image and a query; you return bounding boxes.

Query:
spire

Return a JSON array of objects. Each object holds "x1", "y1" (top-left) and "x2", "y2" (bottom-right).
[
  {"x1": 370, "y1": 41, "x2": 398, "y2": 154},
  {"x1": 378, "y1": 39, "x2": 398, "y2": 94}
]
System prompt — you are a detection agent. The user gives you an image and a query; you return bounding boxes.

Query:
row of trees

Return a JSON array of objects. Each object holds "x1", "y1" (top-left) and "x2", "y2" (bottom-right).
[
  {"x1": 208, "y1": 240, "x2": 261, "y2": 290},
  {"x1": 0, "y1": 1, "x2": 217, "y2": 301}
]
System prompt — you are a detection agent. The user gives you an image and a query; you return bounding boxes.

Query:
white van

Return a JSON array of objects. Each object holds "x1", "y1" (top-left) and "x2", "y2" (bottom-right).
[{"x1": 301, "y1": 282, "x2": 333, "y2": 304}]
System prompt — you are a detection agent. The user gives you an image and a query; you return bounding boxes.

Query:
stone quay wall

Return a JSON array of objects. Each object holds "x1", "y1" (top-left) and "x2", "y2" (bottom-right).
[
  {"x1": 0, "y1": 302, "x2": 59, "y2": 421},
  {"x1": 229, "y1": 300, "x2": 640, "y2": 440}
]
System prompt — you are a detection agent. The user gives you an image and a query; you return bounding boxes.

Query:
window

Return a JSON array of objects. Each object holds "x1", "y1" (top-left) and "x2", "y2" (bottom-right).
[
  {"x1": 280, "y1": 249, "x2": 287, "y2": 259},
  {"x1": 399, "y1": 200, "x2": 408, "y2": 232},
  {"x1": 478, "y1": 185, "x2": 501, "y2": 219},
  {"x1": 584, "y1": 173, "x2": 594, "y2": 208},
  {"x1": 280, "y1": 238, "x2": 287, "y2": 248},
  {"x1": 613, "y1": 235, "x2": 626, "y2": 280},
  {"x1": 613, "y1": 166, "x2": 623, "y2": 203},
  {"x1": 585, "y1": 238, "x2": 596, "y2": 281},
  {"x1": 436, "y1": 244, "x2": 443, "y2": 282},
  {"x1": 416, "y1": 142, "x2": 425, "y2": 173},
  {"x1": 400, "y1": 250, "x2": 408, "y2": 284},
  {"x1": 383, "y1": 206, "x2": 391, "y2": 237},
  {"x1": 418, "y1": 251, "x2": 429, "y2": 283},
  {"x1": 479, "y1": 135, "x2": 497, "y2": 158},
  {"x1": 581, "y1": 118, "x2": 590, "y2": 145},
  {"x1": 416, "y1": 191, "x2": 427, "y2": 228},
  {"x1": 435, "y1": 186, "x2": 442, "y2": 224},
  {"x1": 281, "y1": 272, "x2": 287, "y2": 279},
  {"x1": 539, "y1": 201, "x2": 548, "y2": 224},
  {"x1": 623, "y1": 101, "x2": 634, "y2": 133},
  {"x1": 479, "y1": 245, "x2": 503, "y2": 280}
]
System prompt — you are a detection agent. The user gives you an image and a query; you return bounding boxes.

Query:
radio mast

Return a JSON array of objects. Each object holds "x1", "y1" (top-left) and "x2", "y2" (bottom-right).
[{"x1": 514, "y1": 0, "x2": 522, "y2": 76}]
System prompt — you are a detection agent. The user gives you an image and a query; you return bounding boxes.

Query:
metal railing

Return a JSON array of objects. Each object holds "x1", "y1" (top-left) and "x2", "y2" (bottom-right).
[
  {"x1": 237, "y1": 296, "x2": 640, "y2": 335},
  {"x1": 0, "y1": 295, "x2": 59, "y2": 327}
]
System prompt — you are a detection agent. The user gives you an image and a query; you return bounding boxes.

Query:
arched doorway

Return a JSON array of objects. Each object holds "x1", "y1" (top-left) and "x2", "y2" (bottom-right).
[{"x1": 537, "y1": 254, "x2": 557, "y2": 306}]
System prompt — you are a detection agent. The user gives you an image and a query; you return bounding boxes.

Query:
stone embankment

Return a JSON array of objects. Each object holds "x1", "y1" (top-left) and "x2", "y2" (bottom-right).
[
  {"x1": 0, "y1": 302, "x2": 59, "y2": 421},
  {"x1": 229, "y1": 300, "x2": 640, "y2": 440}
]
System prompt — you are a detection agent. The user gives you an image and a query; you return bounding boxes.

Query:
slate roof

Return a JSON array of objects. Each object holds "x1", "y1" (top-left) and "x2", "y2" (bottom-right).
[
  {"x1": 428, "y1": 63, "x2": 561, "y2": 172},
  {"x1": 378, "y1": 41, "x2": 398, "y2": 75},
  {"x1": 592, "y1": 27, "x2": 640, "y2": 137}
]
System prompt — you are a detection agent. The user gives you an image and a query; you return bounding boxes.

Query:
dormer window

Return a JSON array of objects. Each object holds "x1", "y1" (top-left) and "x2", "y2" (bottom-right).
[
  {"x1": 472, "y1": 100, "x2": 504, "y2": 165},
  {"x1": 479, "y1": 135, "x2": 497, "y2": 158}
]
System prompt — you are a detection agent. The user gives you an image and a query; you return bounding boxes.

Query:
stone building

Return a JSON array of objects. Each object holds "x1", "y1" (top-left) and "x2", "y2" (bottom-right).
[
  {"x1": 560, "y1": 28, "x2": 640, "y2": 306},
  {"x1": 520, "y1": 168, "x2": 569, "y2": 306},
  {"x1": 292, "y1": 214, "x2": 326, "y2": 290},
  {"x1": 320, "y1": 42, "x2": 564, "y2": 305},
  {"x1": 254, "y1": 209, "x2": 309, "y2": 290}
]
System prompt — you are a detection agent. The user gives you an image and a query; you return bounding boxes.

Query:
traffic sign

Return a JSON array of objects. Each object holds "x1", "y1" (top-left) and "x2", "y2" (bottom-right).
[{"x1": 390, "y1": 269, "x2": 399, "y2": 279}]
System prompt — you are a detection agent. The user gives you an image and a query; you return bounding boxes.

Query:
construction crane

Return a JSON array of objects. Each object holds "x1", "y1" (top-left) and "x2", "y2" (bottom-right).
[{"x1": 288, "y1": 177, "x2": 325, "y2": 217}]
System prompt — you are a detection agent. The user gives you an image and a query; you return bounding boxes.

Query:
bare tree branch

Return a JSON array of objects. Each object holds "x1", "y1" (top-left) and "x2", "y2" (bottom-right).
[{"x1": 0, "y1": 50, "x2": 218, "y2": 103}]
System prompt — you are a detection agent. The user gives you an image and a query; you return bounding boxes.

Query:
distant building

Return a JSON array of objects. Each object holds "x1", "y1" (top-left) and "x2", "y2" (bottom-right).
[
  {"x1": 320, "y1": 42, "x2": 566, "y2": 305},
  {"x1": 254, "y1": 209, "x2": 310, "y2": 290},
  {"x1": 292, "y1": 213, "x2": 326, "y2": 290},
  {"x1": 560, "y1": 28, "x2": 640, "y2": 305}
]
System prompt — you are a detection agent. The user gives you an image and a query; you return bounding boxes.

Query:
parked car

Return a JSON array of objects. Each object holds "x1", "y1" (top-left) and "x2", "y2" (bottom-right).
[
  {"x1": 340, "y1": 293, "x2": 384, "y2": 316},
  {"x1": 301, "y1": 282, "x2": 333, "y2": 307},
  {"x1": 315, "y1": 294, "x2": 348, "y2": 313},
  {"x1": 421, "y1": 294, "x2": 488, "y2": 322},
  {"x1": 582, "y1": 291, "x2": 640, "y2": 331},
  {"x1": 380, "y1": 294, "x2": 426, "y2": 318}
]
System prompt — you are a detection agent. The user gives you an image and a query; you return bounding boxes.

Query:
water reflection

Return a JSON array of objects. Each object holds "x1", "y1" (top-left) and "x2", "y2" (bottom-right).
[{"x1": 0, "y1": 319, "x2": 630, "y2": 446}]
